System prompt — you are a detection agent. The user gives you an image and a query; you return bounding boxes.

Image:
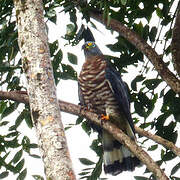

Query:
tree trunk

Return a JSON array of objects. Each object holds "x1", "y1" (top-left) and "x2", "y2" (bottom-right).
[{"x1": 13, "y1": 0, "x2": 76, "y2": 179}]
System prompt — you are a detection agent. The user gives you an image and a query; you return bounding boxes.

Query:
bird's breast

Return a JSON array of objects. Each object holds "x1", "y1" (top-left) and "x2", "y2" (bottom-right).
[{"x1": 79, "y1": 58, "x2": 118, "y2": 114}]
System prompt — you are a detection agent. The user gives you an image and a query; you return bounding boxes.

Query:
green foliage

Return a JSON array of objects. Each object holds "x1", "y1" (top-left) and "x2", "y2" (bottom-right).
[
  {"x1": 32, "y1": 175, "x2": 44, "y2": 180},
  {"x1": 0, "y1": 0, "x2": 179, "y2": 179},
  {"x1": 67, "y1": 52, "x2": 78, "y2": 65},
  {"x1": 78, "y1": 156, "x2": 104, "y2": 180},
  {"x1": 60, "y1": 0, "x2": 179, "y2": 179}
]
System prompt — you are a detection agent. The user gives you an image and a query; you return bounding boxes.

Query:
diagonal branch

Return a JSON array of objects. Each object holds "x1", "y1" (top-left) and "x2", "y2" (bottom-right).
[
  {"x1": 87, "y1": 11, "x2": 180, "y2": 93},
  {"x1": 135, "y1": 126, "x2": 180, "y2": 156},
  {"x1": 0, "y1": 91, "x2": 179, "y2": 156},
  {"x1": 0, "y1": 91, "x2": 180, "y2": 179}
]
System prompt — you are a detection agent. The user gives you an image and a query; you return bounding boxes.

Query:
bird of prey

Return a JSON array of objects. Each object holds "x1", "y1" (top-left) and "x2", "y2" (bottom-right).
[{"x1": 78, "y1": 41, "x2": 141, "y2": 175}]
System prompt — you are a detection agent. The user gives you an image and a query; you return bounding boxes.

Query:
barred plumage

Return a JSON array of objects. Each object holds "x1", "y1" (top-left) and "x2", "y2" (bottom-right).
[{"x1": 78, "y1": 41, "x2": 141, "y2": 176}]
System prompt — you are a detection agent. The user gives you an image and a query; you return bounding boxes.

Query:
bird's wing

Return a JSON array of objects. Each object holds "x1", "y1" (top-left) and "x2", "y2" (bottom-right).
[
  {"x1": 78, "y1": 82, "x2": 85, "y2": 106},
  {"x1": 105, "y1": 65, "x2": 135, "y2": 133}
]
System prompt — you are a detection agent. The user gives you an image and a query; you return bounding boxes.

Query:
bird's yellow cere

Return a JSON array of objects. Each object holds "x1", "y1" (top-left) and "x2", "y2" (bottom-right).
[{"x1": 87, "y1": 42, "x2": 93, "y2": 46}]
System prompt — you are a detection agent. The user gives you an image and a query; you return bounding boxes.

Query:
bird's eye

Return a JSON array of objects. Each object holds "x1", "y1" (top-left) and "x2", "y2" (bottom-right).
[{"x1": 92, "y1": 44, "x2": 96, "y2": 47}]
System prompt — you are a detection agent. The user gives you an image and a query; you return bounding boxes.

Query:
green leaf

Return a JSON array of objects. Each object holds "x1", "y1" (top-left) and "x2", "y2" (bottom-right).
[
  {"x1": 64, "y1": 126, "x2": 72, "y2": 131},
  {"x1": 49, "y1": 40, "x2": 58, "y2": 56},
  {"x1": 134, "y1": 176, "x2": 149, "y2": 180},
  {"x1": 171, "y1": 162, "x2": 180, "y2": 175},
  {"x1": 29, "y1": 154, "x2": 41, "y2": 159},
  {"x1": 0, "y1": 171, "x2": 9, "y2": 179},
  {"x1": 6, "y1": 163, "x2": 16, "y2": 173},
  {"x1": 15, "y1": 159, "x2": 25, "y2": 173},
  {"x1": 17, "y1": 168, "x2": 27, "y2": 180},
  {"x1": 147, "y1": 145, "x2": 158, "y2": 151},
  {"x1": 133, "y1": 22, "x2": 144, "y2": 37},
  {"x1": 4, "y1": 137, "x2": 20, "y2": 148},
  {"x1": 79, "y1": 158, "x2": 95, "y2": 165},
  {"x1": 90, "y1": 156, "x2": 103, "y2": 180},
  {"x1": 136, "y1": 92, "x2": 154, "y2": 118},
  {"x1": 149, "y1": 27, "x2": 158, "y2": 43},
  {"x1": 0, "y1": 101, "x2": 7, "y2": 114},
  {"x1": 81, "y1": 121, "x2": 91, "y2": 136},
  {"x1": 28, "y1": 143, "x2": 38, "y2": 149},
  {"x1": 134, "y1": 101, "x2": 146, "y2": 117},
  {"x1": 46, "y1": 9, "x2": 57, "y2": 23},
  {"x1": 54, "y1": 49, "x2": 63, "y2": 65},
  {"x1": 1, "y1": 102, "x2": 18, "y2": 119},
  {"x1": 140, "y1": 122, "x2": 152, "y2": 129},
  {"x1": 76, "y1": 117, "x2": 84, "y2": 125},
  {"x1": 67, "y1": 52, "x2": 77, "y2": 65},
  {"x1": 32, "y1": 175, "x2": 44, "y2": 180},
  {"x1": 79, "y1": 176, "x2": 89, "y2": 179},
  {"x1": 131, "y1": 75, "x2": 145, "y2": 91},
  {"x1": 11, "y1": 150, "x2": 23, "y2": 164},
  {"x1": 162, "y1": 151, "x2": 176, "y2": 161},
  {"x1": 143, "y1": 79, "x2": 162, "y2": 90},
  {"x1": 6, "y1": 131, "x2": 19, "y2": 138},
  {"x1": 22, "y1": 136, "x2": 31, "y2": 153},
  {"x1": 143, "y1": 25, "x2": 149, "y2": 41},
  {"x1": 15, "y1": 112, "x2": 24, "y2": 128},
  {"x1": 78, "y1": 172, "x2": 90, "y2": 176},
  {"x1": 24, "y1": 110, "x2": 33, "y2": 129},
  {"x1": 156, "y1": 7, "x2": 163, "y2": 18},
  {"x1": 90, "y1": 139, "x2": 102, "y2": 157},
  {"x1": 61, "y1": 64, "x2": 77, "y2": 80},
  {"x1": 66, "y1": 24, "x2": 76, "y2": 36},
  {"x1": 121, "y1": 0, "x2": 127, "y2": 6},
  {"x1": 0, "y1": 121, "x2": 9, "y2": 126}
]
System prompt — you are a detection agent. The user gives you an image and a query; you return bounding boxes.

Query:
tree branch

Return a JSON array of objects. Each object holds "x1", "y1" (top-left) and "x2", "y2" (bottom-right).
[
  {"x1": 1, "y1": 91, "x2": 180, "y2": 179},
  {"x1": 172, "y1": 2, "x2": 180, "y2": 77},
  {"x1": 87, "y1": 11, "x2": 180, "y2": 93},
  {"x1": 0, "y1": 91, "x2": 179, "y2": 156},
  {"x1": 135, "y1": 126, "x2": 180, "y2": 156}
]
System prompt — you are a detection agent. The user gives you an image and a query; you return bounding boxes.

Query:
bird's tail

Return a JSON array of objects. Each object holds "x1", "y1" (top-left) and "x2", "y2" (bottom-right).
[{"x1": 102, "y1": 124, "x2": 141, "y2": 175}]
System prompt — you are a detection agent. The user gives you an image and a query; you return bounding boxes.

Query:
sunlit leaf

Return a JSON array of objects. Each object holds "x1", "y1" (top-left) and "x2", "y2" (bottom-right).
[
  {"x1": 32, "y1": 175, "x2": 44, "y2": 180},
  {"x1": 0, "y1": 171, "x2": 9, "y2": 179},
  {"x1": 11, "y1": 150, "x2": 23, "y2": 164},
  {"x1": 79, "y1": 158, "x2": 95, "y2": 165},
  {"x1": 67, "y1": 52, "x2": 77, "y2": 65},
  {"x1": 171, "y1": 162, "x2": 180, "y2": 175},
  {"x1": 17, "y1": 168, "x2": 27, "y2": 180}
]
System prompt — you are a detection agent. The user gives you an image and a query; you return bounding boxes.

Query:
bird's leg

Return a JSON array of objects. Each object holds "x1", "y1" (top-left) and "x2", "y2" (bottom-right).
[
  {"x1": 100, "y1": 113, "x2": 110, "y2": 126},
  {"x1": 101, "y1": 114, "x2": 110, "y2": 121}
]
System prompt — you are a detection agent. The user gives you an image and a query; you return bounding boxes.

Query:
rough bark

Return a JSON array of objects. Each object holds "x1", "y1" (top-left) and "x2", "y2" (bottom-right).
[
  {"x1": 172, "y1": 2, "x2": 180, "y2": 77},
  {"x1": 88, "y1": 11, "x2": 180, "y2": 94},
  {"x1": 1, "y1": 90, "x2": 180, "y2": 180},
  {"x1": 13, "y1": 1, "x2": 75, "y2": 180}
]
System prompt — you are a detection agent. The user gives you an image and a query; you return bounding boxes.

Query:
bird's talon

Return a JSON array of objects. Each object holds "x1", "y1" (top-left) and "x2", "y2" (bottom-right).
[{"x1": 101, "y1": 114, "x2": 110, "y2": 121}]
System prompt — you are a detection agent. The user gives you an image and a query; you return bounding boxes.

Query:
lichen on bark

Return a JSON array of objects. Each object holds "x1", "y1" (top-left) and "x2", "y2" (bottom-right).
[{"x1": 13, "y1": 0, "x2": 76, "y2": 179}]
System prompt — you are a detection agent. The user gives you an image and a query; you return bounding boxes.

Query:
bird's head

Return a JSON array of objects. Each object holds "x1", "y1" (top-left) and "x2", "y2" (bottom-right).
[{"x1": 82, "y1": 41, "x2": 102, "y2": 58}]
